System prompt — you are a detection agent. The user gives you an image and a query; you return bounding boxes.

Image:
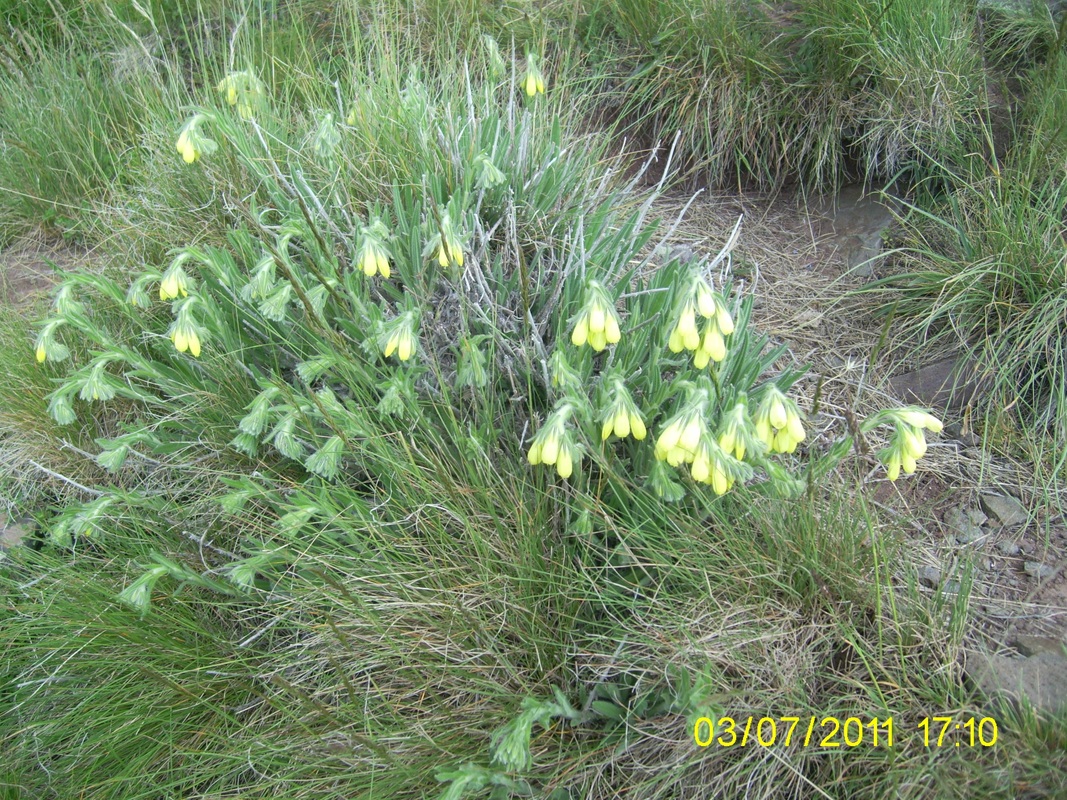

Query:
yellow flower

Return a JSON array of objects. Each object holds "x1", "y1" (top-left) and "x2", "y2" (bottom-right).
[
  {"x1": 654, "y1": 412, "x2": 707, "y2": 466},
  {"x1": 600, "y1": 378, "x2": 646, "y2": 441},
  {"x1": 159, "y1": 260, "x2": 190, "y2": 301},
  {"x1": 528, "y1": 403, "x2": 580, "y2": 479},
  {"x1": 524, "y1": 53, "x2": 546, "y2": 96},
  {"x1": 718, "y1": 401, "x2": 755, "y2": 461},
  {"x1": 571, "y1": 281, "x2": 622, "y2": 352},
  {"x1": 357, "y1": 220, "x2": 392, "y2": 279},
  {"x1": 383, "y1": 329, "x2": 414, "y2": 361},
  {"x1": 174, "y1": 114, "x2": 217, "y2": 166},
  {"x1": 669, "y1": 303, "x2": 701, "y2": 353},
  {"x1": 217, "y1": 70, "x2": 266, "y2": 120},
  {"x1": 176, "y1": 128, "x2": 197, "y2": 164},
  {"x1": 425, "y1": 208, "x2": 465, "y2": 271},
  {"x1": 896, "y1": 408, "x2": 943, "y2": 434},
  {"x1": 754, "y1": 386, "x2": 805, "y2": 454},
  {"x1": 34, "y1": 319, "x2": 70, "y2": 364},
  {"x1": 381, "y1": 312, "x2": 418, "y2": 361}
]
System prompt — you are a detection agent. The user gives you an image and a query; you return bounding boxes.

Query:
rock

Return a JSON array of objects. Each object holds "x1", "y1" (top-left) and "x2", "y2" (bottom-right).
[
  {"x1": 943, "y1": 580, "x2": 962, "y2": 594},
  {"x1": 943, "y1": 421, "x2": 980, "y2": 447},
  {"x1": 996, "y1": 540, "x2": 1021, "y2": 556},
  {"x1": 0, "y1": 513, "x2": 33, "y2": 551},
  {"x1": 980, "y1": 493, "x2": 1029, "y2": 527},
  {"x1": 1023, "y1": 561, "x2": 1056, "y2": 580},
  {"x1": 919, "y1": 565, "x2": 943, "y2": 587},
  {"x1": 946, "y1": 506, "x2": 985, "y2": 544},
  {"x1": 888, "y1": 355, "x2": 989, "y2": 412},
  {"x1": 966, "y1": 508, "x2": 988, "y2": 527},
  {"x1": 1014, "y1": 635, "x2": 1066, "y2": 658},
  {"x1": 965, "y1": 648, "x2": 1067, "y2": 716}
]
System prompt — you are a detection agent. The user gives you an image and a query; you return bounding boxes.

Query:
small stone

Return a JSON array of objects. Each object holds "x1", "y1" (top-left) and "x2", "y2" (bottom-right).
[
  {"x1": 996, "y1": 540, "x2": 1021, "y2": 556},
  {"x1": 946, "y1": 506, "x2": 984, "y2": 544},
  {"x1": 980, "y1": 493, "x2": 1029, "y2": 527},
  {"x1": 966, "y1": 508, "x2": 988, "y2": 527},
  {"x1": 918, "y1": 565, "x2": 942, "y2": 587},
  {"x1": 943, "y1": 580, "x2": 962, "y2": 594},
  {"x1": 1024, "y1": 561, "x2": 1056, "y2": 580},
  {"x1": 983, "y1": 602, "x2": 1017, "y2": 617}
]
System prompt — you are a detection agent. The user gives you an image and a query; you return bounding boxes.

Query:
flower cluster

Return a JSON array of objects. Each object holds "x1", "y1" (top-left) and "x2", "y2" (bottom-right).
[
  {"x1": 717, "y1": 399, "x2": 761, "y2": 461},
  {"x1": 600, "y1": 377, "x2": 646, "y2": 441},
  {"x1": 34, "y1": 319, "x2": 70, "y2": 364},
  {"x1": 753, "y1": 385, "x2": 806, "y2": 454},
  {"x1": 159, "y1": 254, "x2": 192, "y2": 301},
  {"x1": 668, "y1": 275, "x2": 734, "y2": 368},
  {"x1": 175, "y1": 114, "x2": 217, "y2": 165},
  {"x1": 474, "y1": 152, "x2": 506, "y2": 189},
  {"x1": 527, "y1": 402, "x2": 580, "y2": 479},
  {"x1": 653, "y1": 395, "x2": 749, "y2": 495},
  {"x1": 217, "y1": 70, "x2": 267, "y2": 119},
  {"x1": 880, "y1": 408, "x2": 943, "y2": 481},
  {"x1": 356, "y1": 219, "x2": 392, "y2": 279},
  {"x1": 380, "y1": 311, "x2": 418, "y2": 362},
  {"x1": 168, "y1": 298, "x2": 204, "y2": 357},
  {"x1": 571, "y1": 281, "x2": 622, "y2": 352},
  {"x1": 524, "y1": 52, "x2": 546, "y2": 97},
  {"x1": 424, "y1": 208, "x2": 465, "y2": 270}
]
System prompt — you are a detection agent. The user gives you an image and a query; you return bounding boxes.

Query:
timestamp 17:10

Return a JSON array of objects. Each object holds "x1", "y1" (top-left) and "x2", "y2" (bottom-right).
[{"x1": 919, "y1": 717, "x2": 998, "y2": 747}]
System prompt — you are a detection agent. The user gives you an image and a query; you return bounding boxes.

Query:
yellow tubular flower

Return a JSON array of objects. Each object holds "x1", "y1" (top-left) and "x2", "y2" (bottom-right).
[
  {"x1": 571, "y1": 318, "x2": 589, "y2": 347},
  {"x1": 897, "y1": 409, "x2": 943, "y2": 433},
  {"x1": 655, "y1": 420, "x2": 683, "y2": 460},
  {"x1": 524, "y1": 54, "x2": 546, "y2": 97},
  {"x1": 901, "y1": 425, "x2": 927, "y2": 459},
  {"x1": 36, "y1": 345, "x2": 46, "y2": 363},
  {"x1": 159, "y1": 261, "x2": 190, "y2": 302},
  {"x1": 556, "y1": 443, "x2": 574, "y2": 479},
  {"x1": 381, "y1": 312, "x2": 418, "y2": 361},
  {"x1": 631, "y1": 414, "x2": 647, "y2": 441},
  {"x1": 677, "y1": 306, "x2": 700, "y2": 350},
  {"x1": 886, "y1": 451, "x2": 902, "y2": 481},
  {"x1": 690, "y1": 444, "x2": 711, "y2": 483},
  {"x1": 528, "y1": 440, "x2": 543, "y2": 465}
]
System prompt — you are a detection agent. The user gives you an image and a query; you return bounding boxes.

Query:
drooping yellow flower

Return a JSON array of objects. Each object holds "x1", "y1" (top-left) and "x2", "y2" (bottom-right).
[
  {"x1": 34, "y1": 320, "x2": 70, "y2": 364},
  {"x1": 174, "y1": 114, "x2": 217, "y2": 165},
  {"x1": 754, "y1": 385, "x2": 805, "y2": 454},
  {"x1": 383, "y1": 329, "x2": 414, "y2": 361},
  {"x1": 424, "y1": 208, "x2": 465, "y2": 271},
  {"x1": 357, "y1": 220, "x2": 392, "y2": 279},
  {"x1": 571, "y1": 281, "x2": 622, "y2": 352},
  {"x1": 381, "y1": 311, "x2": 418, "y2": 362},
  {"x1": 523, "y1": 53, "x2": 546, "y2": 97},
  {"x1": 527, "y1": 402, "x2": 580, "y2": 479},
  {"x1": 217, "y1": 70, "x2": 267, "y2": 120},
  {"x1": 159, "y1": 260, "x2": 190, "y2": 301},
  {"x1": 878, "y1": 408, "x2": 942, "y2": 480},
  {"x1": 176, "y1": 127, "x2": 197, "y2": 164},
  {"x1": 896, "y1": 408, "x2": 943, "y2": 434},
  {"x1": 600, "y1": 377, "x2": 646, "y2": 441},
  {"x1": 670, "y1": 276, "x2": 735, "y2": 366},
  {"x1": 168, "y1": 298, "x2": 204, "y2": 357},
  {"x1": 655, "y1": 412, "x2": 708, "y2": 467}
]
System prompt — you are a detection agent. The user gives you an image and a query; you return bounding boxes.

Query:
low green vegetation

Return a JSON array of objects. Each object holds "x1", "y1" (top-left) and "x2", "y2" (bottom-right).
[{"x1": 2, "y1": 1, "x2": 1066, "y2": 798}]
